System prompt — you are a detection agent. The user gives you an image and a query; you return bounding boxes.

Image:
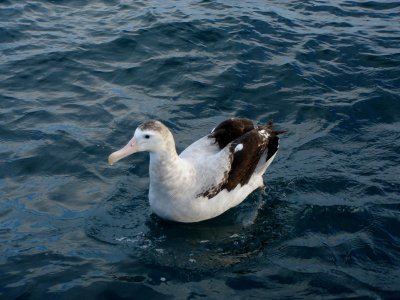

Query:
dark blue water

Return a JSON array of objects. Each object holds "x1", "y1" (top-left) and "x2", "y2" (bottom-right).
[{"x1": 1, "y1": 0, "x2": 400, "y2": 299}]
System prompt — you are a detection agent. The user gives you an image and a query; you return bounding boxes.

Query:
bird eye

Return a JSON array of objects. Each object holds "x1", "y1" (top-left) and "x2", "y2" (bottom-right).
[{"x1": 144, "y1": 135, "x2": 150, "y2": 139}]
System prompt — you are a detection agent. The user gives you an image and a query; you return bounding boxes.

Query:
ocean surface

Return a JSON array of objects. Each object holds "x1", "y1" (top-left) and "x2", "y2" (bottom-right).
[{"x1": 1, "y1": 0, "x2": 400, "y2": 299}]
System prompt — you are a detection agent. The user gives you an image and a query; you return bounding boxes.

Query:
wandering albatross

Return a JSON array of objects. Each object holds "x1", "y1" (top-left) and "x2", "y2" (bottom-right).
[{"x1": 108, "y1": 118, "x2": 284, "y2": 223}]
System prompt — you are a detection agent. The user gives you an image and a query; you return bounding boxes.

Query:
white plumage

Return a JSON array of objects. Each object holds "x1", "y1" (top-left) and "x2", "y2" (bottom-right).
[{"x1": 108, "y1": 118, "x2": 283, "y2": 223}]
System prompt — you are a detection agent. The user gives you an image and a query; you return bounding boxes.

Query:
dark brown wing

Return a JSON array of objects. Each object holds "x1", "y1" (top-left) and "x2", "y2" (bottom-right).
[
  {"x1": 200, "y1": 129, "x2": 267, "y2": 199},
  {"x1": 209, "y1": 118, "x2": 255, "y2": 149},
  {"x1": 222, "y1": 129, "x2": 268, "y2": 190},
  {"x1": 200, "y1": 121, "x2": 285, "y2": 199}
]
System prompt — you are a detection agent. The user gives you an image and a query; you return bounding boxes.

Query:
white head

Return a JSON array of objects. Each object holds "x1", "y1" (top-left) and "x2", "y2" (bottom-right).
[{"x1": 108, "y1": 120, "x2": 175, "y2": 165}]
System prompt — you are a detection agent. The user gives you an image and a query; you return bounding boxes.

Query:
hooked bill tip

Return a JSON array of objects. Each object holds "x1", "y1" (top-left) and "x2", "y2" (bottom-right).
[{"x1": 108, "y1": 154, "x2": 116, "y2": 166}]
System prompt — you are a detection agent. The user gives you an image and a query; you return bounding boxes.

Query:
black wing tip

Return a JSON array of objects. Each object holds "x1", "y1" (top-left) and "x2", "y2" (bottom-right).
[
  {"x1": 264, "y1": 120, "x2": 286, "y2": 136},
  {"x1": 273, "y1": 130, "x2": 287, "y2": 135}
]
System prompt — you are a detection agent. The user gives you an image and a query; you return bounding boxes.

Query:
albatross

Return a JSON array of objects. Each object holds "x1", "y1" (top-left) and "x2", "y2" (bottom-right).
[{"x1": 108, "y1": 118, "x2": 284, "y2": 223}]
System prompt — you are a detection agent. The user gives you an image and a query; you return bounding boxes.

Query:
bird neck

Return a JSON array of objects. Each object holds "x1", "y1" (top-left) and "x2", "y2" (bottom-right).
[
  {"x1": 149, "y1": 131, "x2": 179, "y2": 167},
  {"x1": 148, "y1": 146, "x2": 181, "y2": 182},
  {"x1": 147, "y1": 130, "x2": 194, "y2": 195}
]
